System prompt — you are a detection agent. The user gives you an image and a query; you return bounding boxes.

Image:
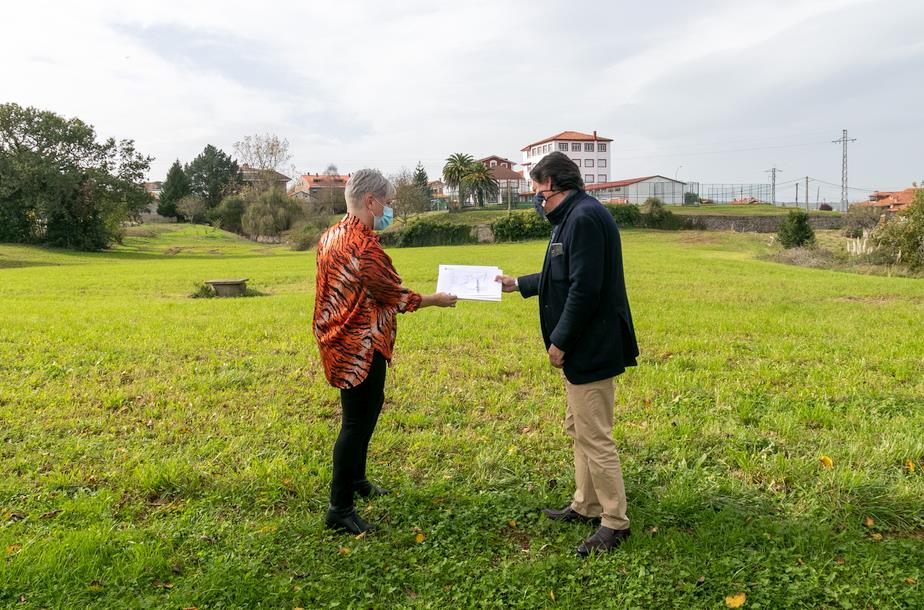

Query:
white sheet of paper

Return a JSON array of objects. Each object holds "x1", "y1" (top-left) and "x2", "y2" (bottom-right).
[{"x1": 436, "y1": 264, "x2": 503, "y2": 301}]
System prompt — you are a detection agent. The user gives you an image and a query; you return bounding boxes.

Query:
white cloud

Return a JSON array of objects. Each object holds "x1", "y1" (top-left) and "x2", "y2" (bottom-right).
[{"x1": 2, "y1": 0, "x2": 922, "y2": 194}]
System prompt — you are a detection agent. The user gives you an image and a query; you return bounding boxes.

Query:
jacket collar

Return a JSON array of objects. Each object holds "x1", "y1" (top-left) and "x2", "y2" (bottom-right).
[{"x1": 545, "y1": 189, "x2": 582, "y2": 225}]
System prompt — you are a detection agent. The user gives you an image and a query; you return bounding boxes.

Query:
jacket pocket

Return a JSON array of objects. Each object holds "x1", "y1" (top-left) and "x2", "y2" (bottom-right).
[{"x1": 549, "y1": 256, "x2": 568, "y2": 282}]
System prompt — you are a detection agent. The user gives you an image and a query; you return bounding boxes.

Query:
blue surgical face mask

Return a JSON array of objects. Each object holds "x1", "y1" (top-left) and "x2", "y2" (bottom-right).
[
  {"x1": 533, "y1": 192, "x2": 547, "y2": 219},
  {"x1": 373, "y1": 199, "x2": 393, "y2": 231}
]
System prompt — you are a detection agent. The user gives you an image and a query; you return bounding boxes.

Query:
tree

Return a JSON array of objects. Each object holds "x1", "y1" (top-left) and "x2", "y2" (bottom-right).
[
  {"x1": 211, "y1": 193, "x2": 247, "y2": 233},
  {"x1": 462, "y1": 162, "x2": 499, "y2": 207},
  {"x1": 241, "y1": 189, "x2": 304, "y2": 242},
  {"x1": 871, "y1": 187, "x2": 924, "y2": 269},
  {"x1": 443, "y1": 153, "x2": 474, "y2": 211},
  {"x1": 158, "y1": 160, "x2": 191, "y2": 219},
  {"x1": 186, "y1": 145, "x2": 242, "y2": 211},
  {"x1": 391, "y1": 168, "x2": 430, "y2": 224},
  {"x1": 176, "y1": 195, "x2": 207, "y2": 224},
  {"x1": 0, "y1": 102, "x2": 151, "y2": 250},
  {"x1": 777, "y1": 209, "x2": 815, "y2": 248},
  {"x1": 234, "y1": 133, "x2": 292, "y2": 191},
  {"x1": 413, "y1": 162, "x2": 431, "y2": 202}
]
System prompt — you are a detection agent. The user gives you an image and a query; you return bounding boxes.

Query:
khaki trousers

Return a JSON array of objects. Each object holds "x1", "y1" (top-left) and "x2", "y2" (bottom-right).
[{"x1": 563, "y1": 375, "x2": 630, "y2": 530}]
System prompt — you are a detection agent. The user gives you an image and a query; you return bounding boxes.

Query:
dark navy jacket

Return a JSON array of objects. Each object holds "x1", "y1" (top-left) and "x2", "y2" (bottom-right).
[{"x1": 518, "y1": 190, "x2": 639, "y2": 384}]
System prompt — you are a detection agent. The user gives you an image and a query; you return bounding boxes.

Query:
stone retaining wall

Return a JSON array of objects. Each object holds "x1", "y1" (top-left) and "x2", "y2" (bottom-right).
[{"x1": 683, "y1": 214, "x2": 844, "y2": 233}]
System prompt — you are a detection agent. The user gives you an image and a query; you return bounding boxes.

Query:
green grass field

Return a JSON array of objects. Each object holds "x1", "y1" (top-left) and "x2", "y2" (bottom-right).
[{"x1": 1, "y1": 224, "x2": 922, "y2": 609}]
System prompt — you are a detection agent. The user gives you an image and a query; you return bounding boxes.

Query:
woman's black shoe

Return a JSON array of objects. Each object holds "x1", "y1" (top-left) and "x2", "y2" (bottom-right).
[
  {"x1": 354, "y1": 479, "x2": 390, "y2": 498},
  {"x1": 325, "y1": 508, "x2": 374, "y2": 534}
]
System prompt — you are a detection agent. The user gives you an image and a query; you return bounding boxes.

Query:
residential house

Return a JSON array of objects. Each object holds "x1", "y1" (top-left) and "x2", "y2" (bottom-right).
[
  {"x1": 865, "y1": 188, "x2": 922, "y2": 213},
  {"x1": 240, "y1": 164, "x2": 291, "y2": 191},
  {"x1": 520, "y1": 130, "x2": 613, "y2": 186},
  {"x1": 289, "y1": 172, "x2": 351, "y2": 212},
  {"x1": 478, "y1": 155, "x2": 528, "y2": 205},
  {"x1": 586, "y1": 175, "x2": 687, "y2": 205}
]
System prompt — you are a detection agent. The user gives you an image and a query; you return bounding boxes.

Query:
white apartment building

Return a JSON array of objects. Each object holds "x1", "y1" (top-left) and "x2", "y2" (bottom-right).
[{"x1": 520, "y1": 130, "x2": 613, "y2": 186}]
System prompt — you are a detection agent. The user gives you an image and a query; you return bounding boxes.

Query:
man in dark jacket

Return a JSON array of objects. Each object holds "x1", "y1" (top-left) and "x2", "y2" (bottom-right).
[{"x1": 496, "y1": 151, "x2": 639, "y2": 557}]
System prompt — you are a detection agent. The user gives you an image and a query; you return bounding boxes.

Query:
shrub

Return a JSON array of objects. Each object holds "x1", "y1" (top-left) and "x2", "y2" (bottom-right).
[
  {"x1": 242, "y1": 189, "x2": 303, "y2": 240},
  {"x1": 843, "y1": 204, "x2": 884, "y2": 238},
  {"x1": 870, "y1": 191, "x2": 924, "y2": 270},
  {"x1": 397, "y1": 218, "x2": 475, "y2": 247},
  {"x1": 211, "y1": 194, "x2": 247, "y2": 233},
  {"x1": 177, "y1": 195, "x2": 207, "y2": 224},
  {"x1": 490, "y1": 211, "x2": 550, "y2": 241},
  {"x1": 684, "y1": 191, "x2": 701, "y2": 205},
  {"x1": 603, "y1": 203, "x2": 642, "y2": 227},
  {"x1": 777, "y1": 210, "x2": 815, "y2": 248},
  {"x1": 818, "y1": 203, "x2": 833, "y2": 211},
  {"x1": 288, "y1": 220, "x2": 329, "y2": 251},
  {"x1": 641, "y1": 197, "x2": 690, "y2": 230}
]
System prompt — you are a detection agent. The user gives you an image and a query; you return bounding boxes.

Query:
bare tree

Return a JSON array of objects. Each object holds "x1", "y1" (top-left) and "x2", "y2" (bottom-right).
[
  {"x1": 234, "y1": 133, "x2": 292, "y2": 173},
  {"x1": 234, "y1": 133, "x2": 292, "y2": 191},
  {"x1": 390, "y1": 168, "x2": 430, "y2": 224}
]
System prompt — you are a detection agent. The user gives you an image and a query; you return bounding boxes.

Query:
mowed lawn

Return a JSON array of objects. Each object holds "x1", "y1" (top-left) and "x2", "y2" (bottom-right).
[{"x1": 0, "y1": 224, "x2": 922, "y2": 609}]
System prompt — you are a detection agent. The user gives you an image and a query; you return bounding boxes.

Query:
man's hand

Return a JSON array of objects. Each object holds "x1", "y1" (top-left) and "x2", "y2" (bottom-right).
[
  {"x1": 422, "y1": 292, "x2": 458, "y2": 308},
  {"x1": 548, "y1": 344, "x2": 565, "y2": 368},
  {"x1": 495, "y1": 274, "x2": 518, "y2": 293}
]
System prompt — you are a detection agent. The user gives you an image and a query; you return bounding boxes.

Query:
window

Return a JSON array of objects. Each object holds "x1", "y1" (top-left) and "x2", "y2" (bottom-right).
[
  {"x1": 598, "y1": 143, "x2": 607, "y2": 152},
  {"x1": 490, "y1": 160, "x2": 497, "y2": 167},
  {"x1": 598, "y1": 159, "x2": 607, "y2": 168},
  {"x1": 531, "y1": 147, "x2": 537, "y2": 156},
  {"x1": 585, "y1": 159, "x2": 594, "y2": 168},
  {"x1": 558, "y1": 143, "x2": 568, "y2": 151},
  {"x1": 598, "y1": 174, "x2": 607, "y2": 183},
  {"x1": 571, "y1": 143, "x2": 581, "y2": 151},
  {"x1": 544, "y1": 144, "x2": 550, "y2": 153},
  {"x1": 584, "y1": 143, "x2": 594, "y2": 151},
  {"x1": 572, "y1": 158, "x2": 581, "y2": 167},
  {"x1": 585, "y1": 174, "x2": 594, "y2": 183}
]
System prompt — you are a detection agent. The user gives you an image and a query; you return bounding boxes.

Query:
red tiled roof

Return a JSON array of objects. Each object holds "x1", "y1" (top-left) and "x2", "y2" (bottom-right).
[
  {"x1": 296, "y1": 174, "x2": 350, "y2": 185},
  {"x1": 241, "y1": 165, "x2": 291, "y2": 182},
  {"x1": 585, "y1": 176, "x2": 657, "y2": 191},
  {"x1": 521, "y1": 130, "x2": 613, "y2": 151},
  {"x1": 489, "y1": 165, "x2": 524, "y2": 181},
  {"x1": 478, "y1": 155, "x2": 517, "y2": 166},
  {"x1": 865, "y1": 188, "x2": 921, "y2": 212}
]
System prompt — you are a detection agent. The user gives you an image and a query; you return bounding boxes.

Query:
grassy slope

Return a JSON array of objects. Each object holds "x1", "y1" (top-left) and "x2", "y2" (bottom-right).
[
  {"x1": 0, "y1": 225, "x2": 922, "y2": 609},
  {"x1": 386, "y1": 205, "x2": 840, "y2": 232}
]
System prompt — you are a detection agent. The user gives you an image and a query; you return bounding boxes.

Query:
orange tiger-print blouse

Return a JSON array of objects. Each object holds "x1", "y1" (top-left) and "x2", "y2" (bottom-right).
[{"x1": 313, "y1": 215, "x2": 422, "y2": 389}]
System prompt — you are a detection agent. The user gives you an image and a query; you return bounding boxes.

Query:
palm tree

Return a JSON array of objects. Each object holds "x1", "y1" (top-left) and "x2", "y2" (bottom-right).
[
  {"x1": 443, "y1": 153, "x2": 474, "y2": 211},
  {"x1": 462, "y1": 163, "x2": 499, "y2": 207}
]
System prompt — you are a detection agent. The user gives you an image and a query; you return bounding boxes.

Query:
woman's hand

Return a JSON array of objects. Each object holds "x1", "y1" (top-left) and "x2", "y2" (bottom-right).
[{"x1": 421, "y1": 292, "x2": 458, "y2": 308}]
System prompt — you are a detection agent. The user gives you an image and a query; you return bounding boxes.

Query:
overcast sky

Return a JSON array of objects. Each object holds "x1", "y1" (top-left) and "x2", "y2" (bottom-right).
[{"x1": 4, "y1": 0, "x2": 922, "y2": 202}]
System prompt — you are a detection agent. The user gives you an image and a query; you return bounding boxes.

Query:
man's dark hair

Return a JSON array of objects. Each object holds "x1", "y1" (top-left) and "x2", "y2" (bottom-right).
[{"x1": 530, "y1": 151, "x2": 584, "y2": 191}]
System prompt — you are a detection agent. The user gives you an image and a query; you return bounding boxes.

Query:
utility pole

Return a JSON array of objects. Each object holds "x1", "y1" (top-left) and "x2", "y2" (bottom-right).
[
  {"x1": 832, "y1": 129, "x2": 856, "y2": 211},
  {"x1": 805, "y1": 176, "x2": 810, "y2": 211},
  {"x1": 765, "y1": 167, "x2": 782, "y2": 206},
  {"x1": 795, "y1": 183, "x2": 799, "y2": 208}
]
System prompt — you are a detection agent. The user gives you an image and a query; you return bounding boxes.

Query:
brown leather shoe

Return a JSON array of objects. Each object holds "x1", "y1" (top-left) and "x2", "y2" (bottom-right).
[
  {"x1": 576, "y1": 526, "x2": 630, "y2": 557},
  {"x1": 541, "y1": 504, "x2": 601, "y2": 525}
]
